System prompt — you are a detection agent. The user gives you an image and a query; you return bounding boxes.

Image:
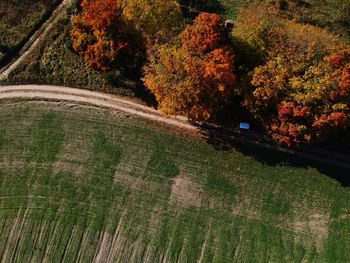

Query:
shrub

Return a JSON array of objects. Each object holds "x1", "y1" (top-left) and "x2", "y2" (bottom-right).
[
  {"x1": 231, "y1": 3, "x2": 272, "y2": 70},
  {"x1": 0, "y1": 0, "x2": 60, "y2": 51}
]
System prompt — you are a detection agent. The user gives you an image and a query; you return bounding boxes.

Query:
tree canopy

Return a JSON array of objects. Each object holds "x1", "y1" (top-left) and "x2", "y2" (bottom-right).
[{"x1": 144, "y1": 13, "x2": 237, "y2": 120}]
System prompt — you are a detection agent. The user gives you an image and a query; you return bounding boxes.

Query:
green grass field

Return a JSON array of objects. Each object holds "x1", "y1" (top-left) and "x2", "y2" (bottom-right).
[{"x1": 0, "y1": 100, "x2": 349, "y2": 262}]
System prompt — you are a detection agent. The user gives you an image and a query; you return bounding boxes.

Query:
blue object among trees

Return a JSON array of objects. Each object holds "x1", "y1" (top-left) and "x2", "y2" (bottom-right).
[{"x1": 240, "y1": 122, "x2": 250, "y2": 130}]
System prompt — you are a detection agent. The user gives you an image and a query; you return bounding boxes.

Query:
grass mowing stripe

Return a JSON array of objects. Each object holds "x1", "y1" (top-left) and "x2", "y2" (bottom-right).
[
  {"x1": 44, "y1": 221, "x2": 68, "y2": 263},
  {"x1": 0, "y1": 219, "x2": 12, "y2": 260},
  {"x1": 2, "y1": 216, "x2": 26, "y2": 262},
  {"x1": 75, "y1": 228, "x2": 102, "y2": 263},
  {"x1": 12, "y1": 219, "x2": 34, "y2": 263},
  {"x1": 324, "y1": 198, "x2": 350, "y2": 262},
  {"x1": 26, "y1": 112, "x2": 64, "y2": 163},
  {"x1": 22, "y1": 220, "x2": 44, "y2": 263}
]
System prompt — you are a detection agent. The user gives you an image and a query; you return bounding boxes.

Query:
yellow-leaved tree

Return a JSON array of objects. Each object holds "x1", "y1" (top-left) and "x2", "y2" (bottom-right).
[
  {"x1": 121, "y1": 0, "x2": 183, "y2": 45},
  {"x1": 234, "y1": 3, "x2": 350, "y2": 146}
]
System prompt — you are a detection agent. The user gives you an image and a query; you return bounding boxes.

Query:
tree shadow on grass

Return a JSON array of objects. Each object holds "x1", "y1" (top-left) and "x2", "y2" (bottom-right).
[
  {"x1": 194, "y1": 122, "x2": 350, "y2": 187},
  {"x1": 109, "y1": 68, "x2": 157, "y2": 108}
]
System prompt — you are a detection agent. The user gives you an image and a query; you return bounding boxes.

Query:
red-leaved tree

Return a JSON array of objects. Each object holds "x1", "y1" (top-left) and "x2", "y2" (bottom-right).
[
  {"x1": 144, "y1": 13, "x2": 237, "y2": 120},
  {"x1": 180, "y1": 13, "x2": 224, "y2": 54},
  {"x1": 71, "y1": 0, "x2": 127, "y2": 71},
  {"x1": 246, "y1": 48, "x2": 350, "y2": 146}
]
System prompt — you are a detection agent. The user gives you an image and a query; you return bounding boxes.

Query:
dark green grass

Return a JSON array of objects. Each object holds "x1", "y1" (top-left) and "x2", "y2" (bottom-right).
[{"x1": 0, "y1": 101, "x2": 349, "y2": 262}]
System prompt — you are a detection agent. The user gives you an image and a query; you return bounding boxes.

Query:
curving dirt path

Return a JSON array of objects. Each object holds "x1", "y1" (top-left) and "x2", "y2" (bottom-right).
[
  {"x1": 0, "y1": 0, "x2": 73, "y2": 80},
  {"x1": 0, "y1": 84, "x2": 194, "y2": 130}
]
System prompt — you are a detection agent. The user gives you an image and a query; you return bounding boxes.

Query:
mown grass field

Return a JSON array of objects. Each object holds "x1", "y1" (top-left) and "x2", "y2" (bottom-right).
[{"x1": 0, "y1": 100, "x2": 349, "y2": 262}]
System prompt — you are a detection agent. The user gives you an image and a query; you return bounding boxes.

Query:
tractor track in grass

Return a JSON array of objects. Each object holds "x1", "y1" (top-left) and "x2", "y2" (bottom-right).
[
  {"x1": 0, "y1": 0, "x2": 73, "y2": 81},
  {"x1": 1, "y1": 84, "x2": 350, "y2": 178}
]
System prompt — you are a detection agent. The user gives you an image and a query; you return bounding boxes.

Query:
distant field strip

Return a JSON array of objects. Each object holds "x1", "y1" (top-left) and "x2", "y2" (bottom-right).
[{"x1": 0, "y1": 101, "x2": 349, "y2": 262}]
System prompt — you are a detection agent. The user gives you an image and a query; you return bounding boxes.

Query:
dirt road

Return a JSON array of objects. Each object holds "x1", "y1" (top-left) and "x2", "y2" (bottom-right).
[{"x1": 0, "y1": 85, "x2": 194, "y2": 130}]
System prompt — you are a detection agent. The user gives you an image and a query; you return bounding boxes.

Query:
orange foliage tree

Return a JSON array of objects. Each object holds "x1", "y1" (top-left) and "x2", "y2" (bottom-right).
[
  {"x1": 71, "y1": 0, "x2": 183, "y2": 70},
  {"x1": 247, "y1": 46, "x2": 350, "y2": 146},
  {"x1": 144, "y1": 13, "x2": 236, "y2": 120},
  {"x1": 70, "y1": 0, "x2": 127, "y2": 71},
  {"x1": 180, "y1": 13, "x2": 224, "y2": 54},
  {"x1": 233, "y1": 3, "x2": 350, "y2": 146}
]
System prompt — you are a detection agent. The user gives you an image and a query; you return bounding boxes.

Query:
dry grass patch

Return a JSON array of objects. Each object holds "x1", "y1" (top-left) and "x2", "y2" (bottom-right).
[
  {"x1": 170, "y1": 177, "x2": 203, "y2": 207},
  {"x1": 293, "y1": 212, "x2": 330, "y2": 250}
]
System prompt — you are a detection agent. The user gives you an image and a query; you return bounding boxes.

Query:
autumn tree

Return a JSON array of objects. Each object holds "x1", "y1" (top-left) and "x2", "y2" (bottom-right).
[
  {"x1": 71, "y1": 0, "x2": 127, "y2": 71},
  {"x1": 231, "y1": 2, "x2": 345, "y2": 70},
  {"x1": 144, "y1": 13, "x2": 236, "y2": 120},
  {"x1": 230, "y1": 3, "x2": 273, "y2": 70},
  {"x1": 264, "y1": 50, "x2": 350, "y2": 146},
  {"x1": 244, "y1": 36, "x2": 350, "y2": 146},
  {"x1": 121, "y1": 0, "x2": 183, "y2": 45},
  {"x1": 71, "y1": 0, "x2": 183, "y2": 71},
  {"x1": 231, "y1": 3, "x2": 350, "y2": 146},
  {"x1": 180, "y1": 13, "x2": 224, "y2": 54}
]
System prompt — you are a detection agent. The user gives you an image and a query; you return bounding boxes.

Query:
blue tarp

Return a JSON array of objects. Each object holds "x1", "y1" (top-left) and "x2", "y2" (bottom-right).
[{"x1": 240, "y1": 122, "x2": 250, "y2": 130}]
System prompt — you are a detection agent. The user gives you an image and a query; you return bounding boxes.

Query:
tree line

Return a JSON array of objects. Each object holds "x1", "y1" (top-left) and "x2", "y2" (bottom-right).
[{"x1": 70, "y1": 0, "x2": 350, "y2": 147}]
